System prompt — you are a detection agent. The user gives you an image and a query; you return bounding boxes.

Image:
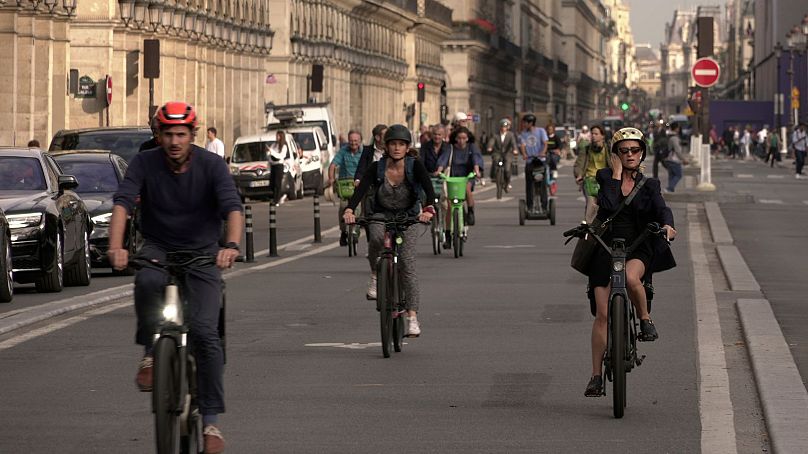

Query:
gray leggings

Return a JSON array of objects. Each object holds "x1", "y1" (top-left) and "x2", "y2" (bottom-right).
[{"x1": 367, "y1": 223, "x2": 420, "y2": 312}]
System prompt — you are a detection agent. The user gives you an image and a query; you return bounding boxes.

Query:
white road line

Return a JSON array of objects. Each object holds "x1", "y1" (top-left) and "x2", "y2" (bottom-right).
[
  {"x1": 736, "y1": 174, "x2": 754, "y2": 179},
  {"x1": 758, "y1": 199, "x2": 784, "y2": 204},
  {"x1": 0, "y1": 301, "x2": 132, "y2": 351},
  {"x1": 803, "y1": 201, "x2": 808, "y2": 206},
  {"x1": 576, "y1": 196, "x2": 585, "y2": 202},
  {"x1": 688, "y1": 204, "x2": 737, "y2": 453},
  {"x1": 767, "y1": 174, "x2": 785, "y2": 179},
  {"x1": 477, "y1": 196, "x2": 513, "y2": 204}
]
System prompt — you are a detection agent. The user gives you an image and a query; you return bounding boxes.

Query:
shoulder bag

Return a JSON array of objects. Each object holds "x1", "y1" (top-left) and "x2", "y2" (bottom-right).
[{"x1": 570, "y1": 176, "x2": 647, "y2": 275}]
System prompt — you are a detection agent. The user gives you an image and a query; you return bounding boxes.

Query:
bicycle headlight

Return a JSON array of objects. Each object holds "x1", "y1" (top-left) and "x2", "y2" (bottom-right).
[
  {"x1": 91, "y1": 212, "x2": 112, "y2": 227},
  {"x1": 162, "y1": 303, "x2": 179, "y2": 322},
  {"x1": 613, "y1": 261, "x2": 624, "y2": 272},
  {"x1": 7, "y1": 213, "x2": 44, "y2": 229},
  {"x1": 452, "y1": 198, "x2": 459, "y2": 204}
]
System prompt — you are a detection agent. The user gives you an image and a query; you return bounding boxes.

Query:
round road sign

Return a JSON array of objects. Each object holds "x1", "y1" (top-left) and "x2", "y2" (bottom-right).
[
  {"x1": 692, "y1": 58, "x2": 720, "y2": 88},
  {"x1": 106, "y1": 75, "x2": 112, "y2": 106}
]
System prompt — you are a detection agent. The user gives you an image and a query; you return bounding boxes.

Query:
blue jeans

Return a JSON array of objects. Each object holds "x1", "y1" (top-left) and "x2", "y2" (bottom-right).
[
  {"x1": 796, "y1": 149, "x2": 806, "y2": 175},
  {"x1": 666, "y1": 161, "x2": 683, "y2": 192},
  {"x1": 134, "y1": 242, "x2": 225, "y2": 415}
]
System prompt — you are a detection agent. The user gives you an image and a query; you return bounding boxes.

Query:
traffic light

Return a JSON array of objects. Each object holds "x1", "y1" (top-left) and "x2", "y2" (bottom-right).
[
  {"x1": 620, "y1": 102, "x2": 630, "y2": 112},
  {"x1": 417, "y1": 82, "x2": 425, "y2": 103}
]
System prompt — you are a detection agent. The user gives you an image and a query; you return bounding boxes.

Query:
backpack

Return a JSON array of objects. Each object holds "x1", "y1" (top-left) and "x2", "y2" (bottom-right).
[
  {"x1": 370, "y1": 156, "x2": 421, "y2": 216},
  {"x1": 653, "y1": 135, "x2": 671, "y2": 160}
]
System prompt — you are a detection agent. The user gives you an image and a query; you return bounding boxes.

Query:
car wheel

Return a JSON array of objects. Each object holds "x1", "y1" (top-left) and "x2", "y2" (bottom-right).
[
  {"x1": 65, "y1": 226, "x2": 91, "y2": 286},
  {"x1": 35, "y1": 229, "x2": 64, "y2": 293},
  {"x1": 0, "y1": 238, "x2": 13, "y2": 303}
]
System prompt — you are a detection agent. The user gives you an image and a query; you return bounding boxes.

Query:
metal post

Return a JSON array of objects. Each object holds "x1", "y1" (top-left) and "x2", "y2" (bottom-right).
[
  {"x1": 269, "y1": 204, "x2": 278, "y2": 257},
  {"x1": 244, "y1": 205, "x2": 255, "y2": 262},
  {"x1": 697, "y1": 144, "x2": 715, "y2": 191},
  {"x1": 313, "y1": 194, "x2": 322, "y2": 243}
]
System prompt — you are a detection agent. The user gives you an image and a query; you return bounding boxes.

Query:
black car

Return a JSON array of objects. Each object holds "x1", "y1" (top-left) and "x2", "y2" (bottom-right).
[
  {"x1": 0, "y1": 209, "x2": 12, "y2": 302},
  {"x1": 53, "y1": 151, "x2": 139, "y2": 272},
  {"x1": 0, "y1": 148, "x2": 93, "y2": 292},
  {"x1": 49, "y1": 126, "x2": 153, "y2": 162}
]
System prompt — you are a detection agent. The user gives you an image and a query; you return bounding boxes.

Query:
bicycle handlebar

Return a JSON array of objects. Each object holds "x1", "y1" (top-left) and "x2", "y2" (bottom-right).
[
  {"x1": 128, "y1": 252, "x2": 245, "y2": 271},
  {"x1": 352, "y1": 213, "x2": 426, "y2": 227}
]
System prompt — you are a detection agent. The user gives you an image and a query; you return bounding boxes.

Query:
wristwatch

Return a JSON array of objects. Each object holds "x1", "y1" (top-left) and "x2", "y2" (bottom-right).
[{"x1": 224, "y1": 242, "x2": 240, "y2": 251}]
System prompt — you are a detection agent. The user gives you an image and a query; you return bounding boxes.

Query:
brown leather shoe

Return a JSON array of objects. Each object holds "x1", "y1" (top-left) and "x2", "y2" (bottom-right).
[
  {"x1": 203, "y1": 425, "x2": 225, "y2": 454},
  {"x1": 135, "y1": 356, "x2": 153, "y2": 392}
]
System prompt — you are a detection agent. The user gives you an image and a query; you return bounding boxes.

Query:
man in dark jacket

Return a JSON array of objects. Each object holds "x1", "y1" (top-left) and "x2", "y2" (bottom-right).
[{"x1": 354, "y1": 124, "x2": 387, "y2": 184}]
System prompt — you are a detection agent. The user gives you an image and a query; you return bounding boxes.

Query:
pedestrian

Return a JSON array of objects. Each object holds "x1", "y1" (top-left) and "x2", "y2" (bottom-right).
[
  {"x1": 721, "y1": 126, "x2": 733, "y2": 158},
  {"x1": 545, "y1": 124, "x2": 562, "y2": 195},
  {"x1": 792, "y1": 123, "x2": 807, "y2": 179},
  {"x1": 328, "y1": 130, "x2": 364, "y2": 245},
  {"x1": 418, "y1": 124, "x2": 431, "y2": 146},
  {"x1": 486, "y1": 118, "x2": 518, "y2": 191},
  {"x1": 26, "y1": 139, "x2": 40, "y2": 148},
  {"x1": 740, "y1": 126, "x2": 751, "y2": 160},
  {"x1": 268, "y1": 131, "x2": 292, "y2": 205},
  {"x1": 756, "y1": 125, "x2": 768, "y2": 159},
  {"x1": 664, "y1": 123, "x2": 687, "y2": 192},
  {"x1": 709, "y1": 124, "x2": 719, "y2": 156},
  {"x1": 651, "y1": 124, "x2": 670, "y2": 179},
  {"x1": 573, "y1": 125, "x2": 611, "y2": 223},
  {"x1": 205, "y1": 127, "x2": 225, "y2": 159},
  {"x1": 765, "y1": 128, "x2": 781, "y2": 168},
  {"x1": 732, "y1": 126, "x2": 741, "y2": 159}
]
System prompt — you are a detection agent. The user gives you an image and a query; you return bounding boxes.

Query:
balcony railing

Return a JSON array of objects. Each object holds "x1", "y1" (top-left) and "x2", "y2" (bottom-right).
[
  {"x1": 451, "y1": 21, "x2": 494, "y2": 46},
  {"x1": 424, "y1": 0, "x2": 452, "y2": 27},
  {"x1": 385, "y1": 0, "x2": 418, "y2": 14},
  {"x1": 498, "y1": 36, "x2": 521, "y2": 58}
]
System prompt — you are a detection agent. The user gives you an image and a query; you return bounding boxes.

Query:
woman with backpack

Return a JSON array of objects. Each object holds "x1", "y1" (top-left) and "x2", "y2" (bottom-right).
[
  {"x1": 437, "y1": 126, "x2": 484, "y2": 231},
  {"x1": 343, "y1": 124, "x2": 437, "y2": 337},
  {"x1": 573, "y1": 125, "x2": 611, "y2": 222}
]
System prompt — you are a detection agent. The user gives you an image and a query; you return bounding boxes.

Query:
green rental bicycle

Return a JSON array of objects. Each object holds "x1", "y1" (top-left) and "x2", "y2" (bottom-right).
[
  {"x1": 440, "y1": 172, "x2": 475, "y2": 258},
  {"x1": 336, "y1": 178, "x2": 361, "y2": 257}
]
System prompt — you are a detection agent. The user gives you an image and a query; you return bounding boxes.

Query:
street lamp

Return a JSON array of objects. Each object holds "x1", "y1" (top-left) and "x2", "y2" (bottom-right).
[
  {"x1": 44, "y1": 0, "x2": 56, "y2": 13},
  {"x1": 172, "y1": 2, "x2": 186, "y2": 35},
  {"x1": 160, "y1": 1, "x2": 174, "y2": 32},
  {"x1": 133, "y1": 0, "x2": 148, "y2": 29},
  {"x1": 184, "y1": 6, "x2": 197, "y2": 37},
  {"x1": 147, "y1": 1, "x2": 164, "y2": 32},
  {"x1": 29, "y1": 0, "x2": 41, "y2": 10},
  {"x1": 61, "y1": 0, "x2": 76, "y2": 16},
  {"x1": 118, "y1": 0, "x2": 135, "y2": 26}
]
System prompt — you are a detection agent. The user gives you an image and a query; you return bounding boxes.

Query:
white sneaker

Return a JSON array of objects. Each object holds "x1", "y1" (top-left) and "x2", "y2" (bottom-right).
[
  {"x1": 796, "y1": 174, "x2": 804, "y2": 179},
  {"x1": 366, "y1": 274, "x2": 377, "y2": 300},
  {"x1": 280, "y1": 194, "x2": 288, "y2": 204},
  {"x1": 407, "y1": 317, "x2": 421, "y2": 337}
]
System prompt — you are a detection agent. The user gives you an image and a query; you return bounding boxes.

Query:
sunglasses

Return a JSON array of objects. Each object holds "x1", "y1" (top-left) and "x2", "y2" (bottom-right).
[{"x1": 617, "y1": 147, "x2": 643, "y2": 155}]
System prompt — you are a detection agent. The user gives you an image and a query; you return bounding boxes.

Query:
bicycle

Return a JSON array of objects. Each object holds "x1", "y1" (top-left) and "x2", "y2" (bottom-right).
[
  {"x1": 563, "y1": 222, "x2": 668, "y2": 418},
  {"x1": 429, "y1": 176, "x2": 444, "y2": 255},
  {"x1": 129, "y1": 252, "x2": 231, "y2": 454},
  {"x1": 493, "y1": 154, "x2": 506, "y2": 200},
  {"x1": 510, "y1": 150, "x2": 519, "y2": 177},
  {"x1": 336, "y1": 178, "x2": 361, "y2": 257},
  {"x1": 440, "y1": 172, "x2": 475, "y2": 258},
  {"x1": 355, "y1": 213, "x2": 425, "y2": 358},
  {"x1": 518, "y1": 158, "x2": 556, "y2": 226}
]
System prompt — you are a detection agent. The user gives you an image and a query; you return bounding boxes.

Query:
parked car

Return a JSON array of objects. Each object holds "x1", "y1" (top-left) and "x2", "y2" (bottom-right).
[
  {"x1": 52, "y1": 150, "x2": 139, "y2": 273},
  {"x1": 284, "y1": 125, "x2": 330, "y2": 194},
  {"x1": 49, "y1": 126, "x2": 153, "y2": 163},
  {"x1": 229, "y1": 132, "x2": 304, "y2": 202},
  {"x1": 0, "y1": 148, "x2": 92, "y2": 292},
  {"x1": 0, "y1": 208, "x2": 12, "y2": 302}
]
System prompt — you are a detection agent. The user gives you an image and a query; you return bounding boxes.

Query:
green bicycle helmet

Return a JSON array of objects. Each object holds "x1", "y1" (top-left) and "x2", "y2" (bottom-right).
[{"x1": 384, "y1": 124, "x2": 412, "y2": 144}]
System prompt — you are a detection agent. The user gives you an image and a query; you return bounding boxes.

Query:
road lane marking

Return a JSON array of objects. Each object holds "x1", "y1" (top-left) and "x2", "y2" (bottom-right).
[
  {"x1": 758, "y1": 199, "x2": 784, "y2": 204},
  {"x1": 304, "y1": 342, "x2": 384, "y2": 350},
  {"x1": 477, "y1": 196, "x2": 513, "y2": 203},
  {"x1": 688, "y1": 204, "x2": 737, "y2": 453},
  {"x1": 803, "y1": 201, "x2": 808, "y2": 206},
  {"x1": 766, "y1": 174, "x2": 785, "y2": 179},
  {"x1": 483, "y1": 245, "x2": 535, "y2": 249},
  {"x1": 736, "y1": 174, "x2": 754, "y2": 179},
  {"x1": 0, "y1": 301, "x2": 131, "y2": 351}
]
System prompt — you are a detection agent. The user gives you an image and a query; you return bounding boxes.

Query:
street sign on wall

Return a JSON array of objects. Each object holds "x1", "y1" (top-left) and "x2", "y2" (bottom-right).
[
  {"x1": 691, "y1": 57, "x2": 720, "y2": 88},
  {"x1": 77, "y1": 76, "x2": 96, "y2": 98}
]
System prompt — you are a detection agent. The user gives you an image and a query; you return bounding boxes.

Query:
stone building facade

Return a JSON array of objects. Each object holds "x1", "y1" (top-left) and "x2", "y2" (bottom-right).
[
  {"x1": 1, "y1": 1, "x2": 275, "y2": 150},
  {"x1": 266, "y1": 0, "x2": 452, "y2": 138}
]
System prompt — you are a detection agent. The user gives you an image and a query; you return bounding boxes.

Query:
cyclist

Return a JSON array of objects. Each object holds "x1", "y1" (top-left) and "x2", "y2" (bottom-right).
[
  {"x1": 421, "y1": 124, "x2": 450, "y2": 176},
  {"x1": 436, "y1": 126, "x2": 483, "y2": 239},
  {"x1": 354, "y1": 124, "x2": 388, "y2": 184},
  {"x1": 583, "y1": 127, "x2": 677, "y2": 397},
  {"x1": 518, "y1": 113, "x2": 551, "y2": 211},
  {"x1": 328, "y1": 130, "x2": 364, "y2": 246},
  {"x1": 486, "y1": 118, "x2": 518, "y2": 191},
  {"x1": 573, "y1": 125, "x2": 611, "y2": 223},
  {"x1": 108, "y1": 101, "x2": 243, "y2": 453},
  {"x1": 342, "y1": 124, "x2": 436, "y2": 337}
]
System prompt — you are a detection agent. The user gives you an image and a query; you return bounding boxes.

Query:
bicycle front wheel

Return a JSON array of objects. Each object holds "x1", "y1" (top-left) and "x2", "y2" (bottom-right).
[
  {"x1": 378, "y1": 258, "x2": 394, "y2": 358},
  {"x1": 431, "y1": 216, "x2": 440, "y2": 255},
  {"x1": 453, "y1": 209, "x2": 460, "y2": 259},
  {"x1": 611, "y1": 294, "x2": 627, "y2": 418},
  {"x1": 153, "y1": 336, "x2": 181, "y2": 454},
  {"x1": 496, "y1": 167, "x2": 504, "y2": 199}
]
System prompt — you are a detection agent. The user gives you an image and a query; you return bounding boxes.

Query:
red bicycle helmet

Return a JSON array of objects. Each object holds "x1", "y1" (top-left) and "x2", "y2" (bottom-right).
[{"x1": 156, "y1": 101, "x2": 198, "y2": 129}]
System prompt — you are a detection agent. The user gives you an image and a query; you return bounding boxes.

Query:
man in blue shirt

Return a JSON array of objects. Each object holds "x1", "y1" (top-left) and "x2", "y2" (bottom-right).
[
  {"x1": 519, "y1": 113, "x2": 550, "y2": 210},
  {"x1": 108, "y1": 102, "x2": 242, "y2": 454},
  {"x1": 329, "y1": 130, "x2": 363, "y2": 245}
]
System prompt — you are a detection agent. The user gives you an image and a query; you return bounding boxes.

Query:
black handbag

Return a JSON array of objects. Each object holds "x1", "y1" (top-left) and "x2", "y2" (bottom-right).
[{"x1": 570, "y1": 176, "x2": 647, "y2": 275}]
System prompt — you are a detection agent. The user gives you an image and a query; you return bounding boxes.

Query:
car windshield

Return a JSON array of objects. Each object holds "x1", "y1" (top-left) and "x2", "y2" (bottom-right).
[
  {"x1": 50, "y1": 131, "x2": 151, "y2": 162},
  {"x1": 232, "y1": 142, "x2": 269, "y2": 163},
  {"x1": 54, "y1": 159, "x2": 118, "y2": 193},
  {"x1": 292, "y1": 133, "x2": 317, "y2": 151},
  {"x1": 0, "y1": 157, "x2": 47, "y2": 191}
]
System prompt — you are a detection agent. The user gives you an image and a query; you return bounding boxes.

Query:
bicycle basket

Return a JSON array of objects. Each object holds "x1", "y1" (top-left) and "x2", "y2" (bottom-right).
[
  {"x1": 444, "y1": 176, "x2": 468, "y2": 201},
  {"x1": 430, "y1": 177, "x2": 444, "y2": 199},
  {"x1": 336, "y1": 178, "x2": 355, "y2": 199}
]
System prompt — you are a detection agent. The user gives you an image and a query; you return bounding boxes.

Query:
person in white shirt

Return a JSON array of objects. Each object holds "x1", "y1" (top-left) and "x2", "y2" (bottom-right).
[
  {"x1": 268, "y1": 131, "x2": 292, "y2": 205},
  {"x1": 206, "y1": 127, "x2": 225, "y2": 159},
  {"x1": 792, "y1": 123, "x2": 807, "y2": 179}
]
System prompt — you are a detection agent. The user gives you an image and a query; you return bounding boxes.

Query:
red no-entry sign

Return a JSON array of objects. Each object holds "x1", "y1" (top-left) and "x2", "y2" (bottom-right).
[
  {"x1": 692, "y1": 58, "x2": 720, "y2": 88},
  {"x1": 106, "y1": 75, "x2": 112, "y2": 106}
]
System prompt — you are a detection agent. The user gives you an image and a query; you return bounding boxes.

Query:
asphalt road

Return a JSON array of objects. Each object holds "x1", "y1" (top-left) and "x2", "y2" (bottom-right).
[{"x1": 0, "y1": 159, "x2": 770, "y2": 453}]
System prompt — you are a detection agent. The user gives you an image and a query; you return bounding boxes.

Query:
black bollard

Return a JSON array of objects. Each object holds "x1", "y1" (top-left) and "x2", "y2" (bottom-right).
[
  {"x1": 245, "y1": 205, "x2": 255, "y2": 262},
  {"x1": 269, "y1": 203, "x2": 278, "y2": 257},
  {"x1": 313, "y1": 194, "x2": 322, "y2": 243}
]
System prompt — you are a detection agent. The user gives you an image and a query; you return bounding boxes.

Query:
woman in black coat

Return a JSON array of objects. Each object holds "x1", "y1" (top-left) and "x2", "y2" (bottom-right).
[{"x1": 584, "y1": 127, "x2": 677, "y2": 397}]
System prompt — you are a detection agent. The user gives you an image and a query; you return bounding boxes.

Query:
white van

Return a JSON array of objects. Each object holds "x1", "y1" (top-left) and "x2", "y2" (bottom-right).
[
  {"x1": 230, "y1": 132, "x2": 304, "y2": 202},
  {"x1": 265, "y1": 102, "x2": 338, "y2": 164},
  {"x1": 280, "y1": 125, "x2": 330, "y2": 194}
]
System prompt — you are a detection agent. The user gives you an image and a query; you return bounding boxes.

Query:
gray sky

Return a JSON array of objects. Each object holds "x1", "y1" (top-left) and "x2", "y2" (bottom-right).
[{"x1": 626, "y1": 0, "x2": 709, "y2": 47}]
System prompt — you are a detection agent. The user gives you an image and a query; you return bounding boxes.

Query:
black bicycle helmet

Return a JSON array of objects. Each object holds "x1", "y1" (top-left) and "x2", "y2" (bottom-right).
[
  {"x1": 384, "y1": 124, "x2": 412, "y2": 144},
  {"x1": 522, "y1": 113, "x2": 537, "y2": 125}
]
